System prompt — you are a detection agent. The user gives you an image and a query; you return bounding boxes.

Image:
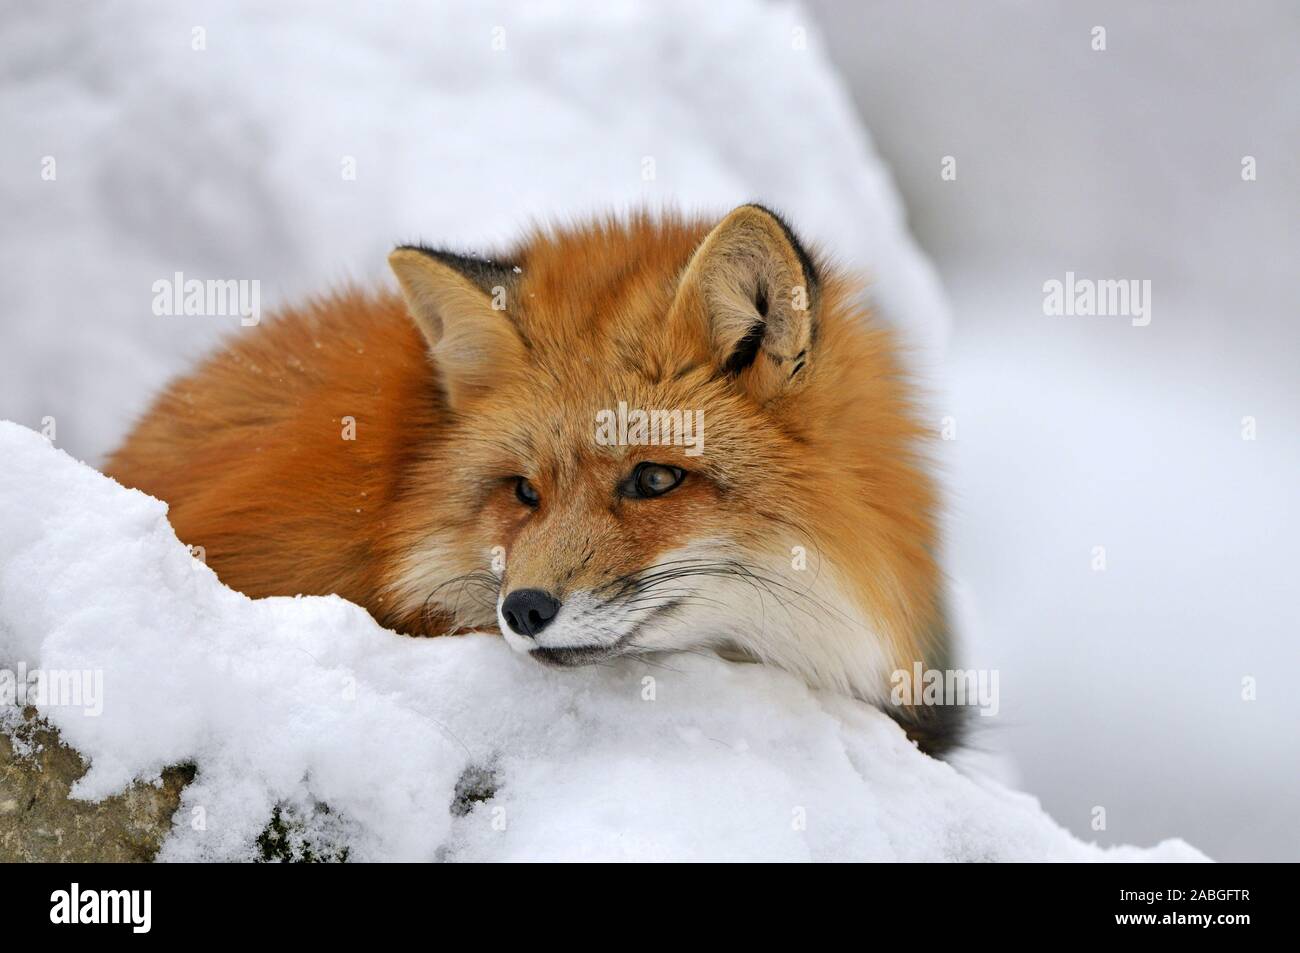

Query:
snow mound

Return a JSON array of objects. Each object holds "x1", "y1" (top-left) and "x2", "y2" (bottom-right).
[{"x1": 0, "y1": 422, "x2": 1206, "y2": 861}]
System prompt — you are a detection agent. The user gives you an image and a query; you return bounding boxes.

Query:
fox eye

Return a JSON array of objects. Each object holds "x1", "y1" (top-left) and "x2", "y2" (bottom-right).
[
  {"x1": 515, "y1": 477, "x2": 540, "y2": 507},
  {"x1": 626, "y1": 462, "x2": 685, "y2": 499}
]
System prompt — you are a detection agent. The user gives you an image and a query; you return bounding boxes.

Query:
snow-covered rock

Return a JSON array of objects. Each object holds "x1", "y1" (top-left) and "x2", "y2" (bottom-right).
[{"x1": 0, "y1": 423, "x2": 1206, "y2": 861}]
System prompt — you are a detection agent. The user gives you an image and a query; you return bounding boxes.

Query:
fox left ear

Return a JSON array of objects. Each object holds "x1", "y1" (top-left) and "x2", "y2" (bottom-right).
[
  {"x1": 670, "y1": 204, "x2": 819, "y2": 402},
  {"x1": 388, "y1": 245, "x2": 526, "y2": 409}
]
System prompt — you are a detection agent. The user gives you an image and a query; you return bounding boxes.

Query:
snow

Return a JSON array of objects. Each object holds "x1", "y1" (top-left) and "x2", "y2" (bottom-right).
[{"x1": 0, "y1": 423, "x2": 1206, "y2": 861}]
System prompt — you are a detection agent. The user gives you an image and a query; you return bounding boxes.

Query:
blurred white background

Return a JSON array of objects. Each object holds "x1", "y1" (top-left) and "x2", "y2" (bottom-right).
[{"x1": 808, "y1": 0, "x2": 1299, "y2": 860}]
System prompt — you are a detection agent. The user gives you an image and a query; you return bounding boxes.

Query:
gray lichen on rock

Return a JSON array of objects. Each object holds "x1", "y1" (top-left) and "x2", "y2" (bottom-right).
[
  {"x1": 0, "y1": 707, "x2": 191, "y2": 862},
  {"x1": 2, "y1": 708, "x2": 478, "y2": 862},
  {"x1": 450, "y1": 762, "x2": 499, "y2": 817}
]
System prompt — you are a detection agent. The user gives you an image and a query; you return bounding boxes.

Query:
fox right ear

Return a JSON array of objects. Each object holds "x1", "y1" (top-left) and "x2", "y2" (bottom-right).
[
  {"x1": 669, "y1": 204, "x2": 820, "y2": 404},
  {"x1": 388, "y1": 246, "x2": 526, "y2": 407}
]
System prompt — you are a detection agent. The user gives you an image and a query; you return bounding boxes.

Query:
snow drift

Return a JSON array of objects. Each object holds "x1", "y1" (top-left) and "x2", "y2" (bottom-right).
[{"x1": 0, "y1": 422, "x2": 1206, "y2": 861}]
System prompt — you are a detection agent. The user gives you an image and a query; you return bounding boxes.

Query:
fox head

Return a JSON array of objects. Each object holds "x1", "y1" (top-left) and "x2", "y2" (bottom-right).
[{"x1": 385, "y1": 205, "x2": 948, "y2": 720}]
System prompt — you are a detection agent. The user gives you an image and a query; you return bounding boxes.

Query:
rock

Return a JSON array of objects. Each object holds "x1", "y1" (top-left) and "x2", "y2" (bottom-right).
[{"x1": 0, "y1": 708, "x2": 191, "y2": 862}]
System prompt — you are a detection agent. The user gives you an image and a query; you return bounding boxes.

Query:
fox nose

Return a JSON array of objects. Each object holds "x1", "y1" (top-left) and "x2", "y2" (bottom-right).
[{"x1": 501, "y1": 588, "x2": 561, "y2": 638}]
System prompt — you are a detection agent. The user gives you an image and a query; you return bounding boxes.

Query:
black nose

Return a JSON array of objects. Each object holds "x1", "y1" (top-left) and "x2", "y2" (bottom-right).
[{"x1": 501, "y1": 589, "x2": 561, "y2": 638}]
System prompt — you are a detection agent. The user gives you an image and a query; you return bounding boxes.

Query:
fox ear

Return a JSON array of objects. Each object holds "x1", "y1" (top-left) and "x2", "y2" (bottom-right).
[
  {"x1": 388, "y1": 246, "x2": 526, "y2": 408},
  {"x1": 671, "y1": 204, "x2": 819, "y2": 402}
]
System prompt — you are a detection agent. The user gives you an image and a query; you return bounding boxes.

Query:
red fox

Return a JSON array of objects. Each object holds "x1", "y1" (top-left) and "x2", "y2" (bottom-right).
[{"x1": 106, "y1": 205, "x2": 960, "y2": 753}]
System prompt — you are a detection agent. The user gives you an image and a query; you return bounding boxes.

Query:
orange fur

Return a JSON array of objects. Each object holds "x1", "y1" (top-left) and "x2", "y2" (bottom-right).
[{"x1": 106, "y1": 208, "x2": 953, "y2": 749}]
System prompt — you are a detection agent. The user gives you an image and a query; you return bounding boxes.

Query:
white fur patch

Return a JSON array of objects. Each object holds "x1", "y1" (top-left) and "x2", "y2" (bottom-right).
[
  {"x1": 385, "y1": 533, "x2": 499, "y2": 632},
  {"x1": 492, "y1": 537, "x2": 892, "y2": 703},
  {"x1": 391, "y1": 530, "x2": 892, "y2": 704},
  {"x1": 617, "y1": 539, "x2": 893, "y2": 705}
]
